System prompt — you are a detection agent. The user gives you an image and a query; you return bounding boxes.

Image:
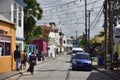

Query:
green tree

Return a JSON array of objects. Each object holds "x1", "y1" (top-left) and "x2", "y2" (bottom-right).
[
  {"x1": 23, "y1": 0, "x2": 43, "y2": 43},
  {"x1": 33, "y1": 27, "x2": 43, "y2": 38},
  {"x1": 109, "y1": 0, "x2": 120, "y2": 26}
]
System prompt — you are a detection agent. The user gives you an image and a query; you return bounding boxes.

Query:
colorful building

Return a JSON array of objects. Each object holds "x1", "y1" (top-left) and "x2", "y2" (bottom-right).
[
  {"x1": 0, "y1": 15, "x2": 16, "y2": 73},
  {"x1": 0, "y1": 0, "x2": 26, "y2": 51},
  {"x1": 32, "y1": 38, "x2": 48, "y2": 57}
]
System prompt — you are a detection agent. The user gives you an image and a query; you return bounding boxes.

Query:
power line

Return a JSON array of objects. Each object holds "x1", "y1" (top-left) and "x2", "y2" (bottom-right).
[
  {"x1": 38, "y1": 7, "x2": 103, "y2": 28},
  {"x1": 42, "y1": 0, "x2": 79, "y2": 9},
  {"x1": 90, "y1": 10, "x2": 103, "y2": 34},
  {"x1": 43, "y1": 0, "x2": 100, "y2": 13},
  {"x1": 43, "y1": 5, "x2": 102, "y2": 17},
  {"x1": 90, "y1": 6, "x2": 103, "y2": 29},
  {"x1": 39, "y1": 0, "x2": 61, "y2": 6}
]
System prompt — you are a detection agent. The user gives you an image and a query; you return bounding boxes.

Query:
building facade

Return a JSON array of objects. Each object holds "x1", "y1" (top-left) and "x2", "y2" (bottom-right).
[
  {"x1": 0, "y1": 15, "x2": 16, "y2": 73},
  {"x1": 32, "y1": 38, "x2": 48, "y2": 57},
  {"x1": 0, "y1": 0, "x2": 26, "y2": 51}
]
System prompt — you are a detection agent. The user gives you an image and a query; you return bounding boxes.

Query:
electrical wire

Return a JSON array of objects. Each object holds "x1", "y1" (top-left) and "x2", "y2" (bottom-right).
[
  {"x1": 43, "y1": 5, "x2": 102, "y2": 17},
  {"x1": 41, "y1": 0, "x2": 79, "y2": 9},
  {"x1": 38, "y1": 7, "x2": 102, "y2": 26},
  {"x1": 43, "y1": 0, "x2": 100, "y2": 13},
  {"x1": 90, "y1": 8, "x2": 103, "y2": 34},
  {"x1": 90, "y1": 6, "x2": 103, "y2": 29}
]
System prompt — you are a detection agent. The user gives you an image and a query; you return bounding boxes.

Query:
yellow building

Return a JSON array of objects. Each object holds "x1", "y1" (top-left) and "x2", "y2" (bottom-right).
[{"x1": 0, "y1": 15, "x2": 16, "y2": 73}]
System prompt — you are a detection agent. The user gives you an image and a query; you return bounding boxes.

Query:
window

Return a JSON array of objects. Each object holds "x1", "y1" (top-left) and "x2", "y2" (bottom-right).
[
  {"x1": 0, "y1": 36, "x2": 11, "y2": 56},
  {"x1": 14, "y1": 3, "x2": 17, "y2": 24},
  {"x1": 18, "y1": 6, "x2": 22, "y2": 27}
]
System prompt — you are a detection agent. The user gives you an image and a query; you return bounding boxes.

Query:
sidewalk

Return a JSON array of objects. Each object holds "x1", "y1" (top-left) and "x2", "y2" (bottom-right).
[
  {"x1": 0, "y1": 56, "x2": 54, "y2": 80},
  {"x1": 93, "y1": 62, "x2": 120, "y2": 80}
]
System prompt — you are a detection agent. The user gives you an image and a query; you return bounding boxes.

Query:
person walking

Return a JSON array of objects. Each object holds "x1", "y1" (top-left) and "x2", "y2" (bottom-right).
[
  {"x1": 14, "y1": 45, "x2": 21, "y2": 71},
  {"x1": 37, "y1": 51, "x2": 42, "y2": 61},
  {"x1": 113, "y1": 52, "x2": 119, "y2": 69},
  {"x1": 27, "y1": 52, "x2": 36, "y2": 75},
  {"x1": 21, "y1": 50, "x2": 27, "y2": 70}
]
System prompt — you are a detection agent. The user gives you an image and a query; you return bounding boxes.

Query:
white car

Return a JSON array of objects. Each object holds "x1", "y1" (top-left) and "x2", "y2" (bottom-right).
[{"x1": 71, "y1": 47, "x2": 84, "y2": 54}]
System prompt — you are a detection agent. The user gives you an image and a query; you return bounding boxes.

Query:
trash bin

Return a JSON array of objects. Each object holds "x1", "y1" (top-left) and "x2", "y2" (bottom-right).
[{"x1": 97, "y1": 55, "x2": 103, "y2": 66}]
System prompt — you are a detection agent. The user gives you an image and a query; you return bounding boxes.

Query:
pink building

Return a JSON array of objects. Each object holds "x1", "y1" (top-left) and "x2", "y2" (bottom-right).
[{"x1": 32, "y1": 38, "x2": 48, "y2": 56}]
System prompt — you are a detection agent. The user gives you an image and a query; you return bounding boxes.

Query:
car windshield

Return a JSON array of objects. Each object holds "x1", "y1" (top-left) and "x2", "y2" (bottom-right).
[
  {"x1": 74, "y1": 54, "x2": 90, "y2": 60},
  {"x1": 72, "y1": 50, "x2": 83, "y2": 53}
]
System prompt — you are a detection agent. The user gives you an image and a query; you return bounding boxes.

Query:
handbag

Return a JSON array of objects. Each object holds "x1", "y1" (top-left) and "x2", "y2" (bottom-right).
[{"x1": 32, "y1": 60, "x2": 36, "y2": 65}]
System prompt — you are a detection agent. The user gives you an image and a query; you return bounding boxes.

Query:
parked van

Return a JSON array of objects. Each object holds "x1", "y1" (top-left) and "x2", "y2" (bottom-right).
[
  {"x1": 71, "y1": 47, "x2": 84, "y2": 56},
  {"x1": 72, "y1": 47, "x2": 84, "y2": 52}
]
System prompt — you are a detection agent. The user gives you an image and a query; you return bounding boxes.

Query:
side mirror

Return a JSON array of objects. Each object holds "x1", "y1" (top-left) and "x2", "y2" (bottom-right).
[{"x1": 91, "y1": 57, "x2": 94, "y2": 61}]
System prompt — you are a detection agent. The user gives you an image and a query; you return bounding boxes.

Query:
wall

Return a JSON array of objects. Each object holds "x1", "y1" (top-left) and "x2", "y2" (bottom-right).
[
  {"x1": 32, "y1": 39, "x2": 48, "y2": 55},
  {"x1": 0, "y1": 21, "x2": 16, "y2": 73}
]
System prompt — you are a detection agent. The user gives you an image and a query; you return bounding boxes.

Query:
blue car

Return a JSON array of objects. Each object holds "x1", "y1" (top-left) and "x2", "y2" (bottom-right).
[{"x1": 71, "y1": 52, "x2": 92, "y2": 71}]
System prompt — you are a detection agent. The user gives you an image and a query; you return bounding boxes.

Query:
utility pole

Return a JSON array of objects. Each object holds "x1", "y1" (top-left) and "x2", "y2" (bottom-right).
[
  {"x1": 88, "y1": 10, "x2": 93, "y2": 53},
  {"x1": 104, "y1": 0, "x2": 108, "y2": 69},
  {"x1": 108, "y1": 0, "x2": 114, "y2": 70},
  {"x1": 85, "y1": 0, "x2": 88, "y2": 52},
  {"x1": 75, "y1": 30, "x2": 78, "y2": 40}
]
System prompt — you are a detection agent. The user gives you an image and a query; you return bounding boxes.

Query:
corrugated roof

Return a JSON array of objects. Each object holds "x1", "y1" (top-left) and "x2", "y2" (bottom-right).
[{"x1": 0, "y1": 15, "x2": 14, "y2": 25}]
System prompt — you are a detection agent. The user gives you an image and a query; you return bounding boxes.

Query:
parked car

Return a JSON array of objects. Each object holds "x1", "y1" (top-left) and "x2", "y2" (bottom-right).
[{"x1": 71, "y1": 52, "x2": 92, "y2": 71}]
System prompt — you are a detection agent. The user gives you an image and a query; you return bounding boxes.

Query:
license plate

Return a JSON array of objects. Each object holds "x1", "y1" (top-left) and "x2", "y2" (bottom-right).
[{"x1": 79, "y1": 64, "x2": 83, "y2": 66}]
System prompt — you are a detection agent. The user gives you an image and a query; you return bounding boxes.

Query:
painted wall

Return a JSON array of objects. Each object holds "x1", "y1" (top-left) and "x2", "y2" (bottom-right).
[
  {"x1": 0, "y1": 20, "x2": 16, "y2": 73},
  {"x1": 32, "y1": 39, "x2": 48, "y2": 55}
]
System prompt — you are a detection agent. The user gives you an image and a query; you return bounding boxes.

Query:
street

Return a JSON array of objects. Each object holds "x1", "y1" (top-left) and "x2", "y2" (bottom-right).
[{"x1": 7, "y1": 55, "x2": 114, "y2": 80}]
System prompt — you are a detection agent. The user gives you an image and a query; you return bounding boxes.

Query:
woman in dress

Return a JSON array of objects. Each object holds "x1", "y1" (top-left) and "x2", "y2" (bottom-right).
[{"x1": 28, "y1": 52, "x2": 36, "y2": 75}]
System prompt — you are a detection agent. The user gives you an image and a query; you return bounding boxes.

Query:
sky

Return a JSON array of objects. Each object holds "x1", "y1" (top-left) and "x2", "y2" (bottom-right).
[{"x1": 36, "y1": 0, "x2": 104, "y2": 38}]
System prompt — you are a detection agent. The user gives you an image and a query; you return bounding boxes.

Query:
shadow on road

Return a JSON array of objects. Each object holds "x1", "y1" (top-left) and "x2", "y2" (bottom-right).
[{"x1": 35, "y1": 69, "x2": 68, "y2": 72}]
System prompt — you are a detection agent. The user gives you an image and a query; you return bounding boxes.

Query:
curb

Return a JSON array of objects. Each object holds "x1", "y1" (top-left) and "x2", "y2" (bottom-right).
[
  {"x1": 0, "y1": 71, "x2": 22, "y2": 80},
  {"x1": 93, "y1": 66, "x2": 120, "y2": 80}
]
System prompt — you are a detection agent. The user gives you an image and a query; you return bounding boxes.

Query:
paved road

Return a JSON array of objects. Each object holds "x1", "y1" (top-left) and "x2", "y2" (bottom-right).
[{"x1": 6, "y1": 55, "x2": 115, "y2": 80}]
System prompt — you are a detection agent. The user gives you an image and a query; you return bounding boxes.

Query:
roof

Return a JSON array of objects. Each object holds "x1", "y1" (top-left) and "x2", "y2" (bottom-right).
[
  {"x1": 0, "y1": 15, "x2": 14, "y2": 25},
  {"x1": 72, "y1": 47, "x2": 84, "y2": 51},
  {"x1": 15, "y1": 0, "x2": 27, "y2": 7},
  {"x1": 76, "y1": 52, "x2": 89, "y2": 55},
  {"x1": 115, "y1": 25, "x2": 120, "y2": 28}
]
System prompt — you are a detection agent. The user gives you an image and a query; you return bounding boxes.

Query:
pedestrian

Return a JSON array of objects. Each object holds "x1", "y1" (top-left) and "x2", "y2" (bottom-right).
[
  {"x1": 27, "y1": 52, "x2": 36, "y2": 75},
  {"x1": 21, "y1": 50, "x2": 27, "y2": 70},
  {"x1": 37, "y1": 51, "x2": 42, "y2": 61},
  {"x1": 14, "y1": 45, "x2": 21, "y2": 71},
  {"x1": 41, "y1": 51, "x2": 45, "y2": 61},
  {"x1": 113, "y1": 52, "x2": 119, "y2": 69}
]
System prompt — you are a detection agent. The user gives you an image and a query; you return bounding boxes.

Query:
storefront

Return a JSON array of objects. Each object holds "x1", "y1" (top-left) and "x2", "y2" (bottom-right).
[{"x1": 0, "y1": 15, "x2": 16, "y2": 73}]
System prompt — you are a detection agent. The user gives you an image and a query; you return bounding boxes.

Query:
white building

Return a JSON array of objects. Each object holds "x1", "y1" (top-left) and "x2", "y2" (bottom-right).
[
  {"x1": 0, "y1": 0, "x2": 26, "y2": 51},
  {"x1": 48, "y1": 32, "x2": 57, "y2": 58}
]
